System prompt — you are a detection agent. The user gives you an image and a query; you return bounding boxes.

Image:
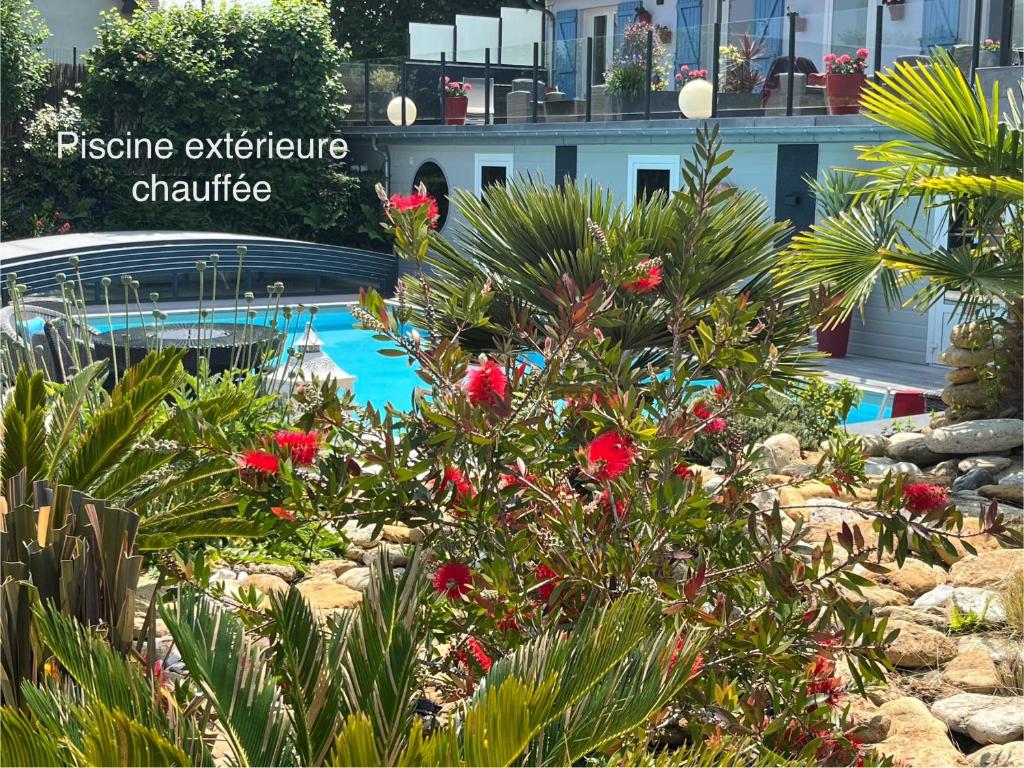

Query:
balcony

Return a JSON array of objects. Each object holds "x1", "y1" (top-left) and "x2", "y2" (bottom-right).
[{"x1": 338, "y1": 1, "x2": 1021, "y2": 131}]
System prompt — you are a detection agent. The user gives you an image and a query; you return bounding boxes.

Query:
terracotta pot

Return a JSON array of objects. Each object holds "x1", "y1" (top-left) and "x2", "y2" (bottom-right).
[
  {"x1": 825, "y1": 72, "x2": 866, "y2": 115},
  {"x1": 817, "y1": 317, "x2": 852, "y2": 357},
  {"x1": 887, "y1": 3, "x2": 905, "y2": 20},
  {"x1": 445, "y1": 95, "x2": 468, "y2": 125},
  {"x1": 658, "y1": 27, "x2": 672, "y2": 43}
]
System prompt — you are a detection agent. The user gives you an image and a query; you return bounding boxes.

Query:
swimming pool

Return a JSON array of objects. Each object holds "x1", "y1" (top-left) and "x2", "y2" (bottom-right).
[{"x1": 87, "y1": 304, "x2": 890, "y2": 421}]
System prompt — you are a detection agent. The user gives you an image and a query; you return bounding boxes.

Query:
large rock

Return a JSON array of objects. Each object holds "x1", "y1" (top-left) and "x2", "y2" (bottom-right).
[
  {"x1": 860, "y1": 557, "x2": 945, "y2": 598},
  {"x1": 939, "y1": 346, "x2": 996, "y2": 367},
  {"x1": 862, "y1": 434, "x2": 892, "y2": 457},
  {"x1": 877, "y1": 697, "x2": 965, "y2": 767},
  {"x1": 805, "y1": 498, "x2": 859, "y2": 524},
  {"x1": 888, "y1": 432, "x2": 948, "y2": 465},
  {"x1": 951, "y1": 322, "x2": 995, "y2": 350},
  {"x1": 847, "y1": 696, "x2": 892, "y2": 744},
  {"x1": 943, "y1": 382, "x2": 992, "y2": 409},
  {"x1": 914, "y1": 584, "x2": 1007, "y2": 623},
  {"x1": 979, "y1": 484, "x2": 1024, "y2": 506},
  {"x1": 843, "y1": 584, "x2": 910, "y2": 608},
  {"x1": 955, "y1": 468, "x2": 997, "y2": 492},
  {"x1": 885, "y1": 619, "x2": 959, "y2": 669},
  {"x1": 948, "y1": 367, "x2": 982, "y2": 385},
  {"x1": 875, "y1": 605, "x2": 951, "y2": 631},
  {"x1": 949, "y1": 493, "x2": 1024, "y2": 522},
  {"x1": 296, "y1": 580, "x2": 363, "y2": 613},
  {"x1": 941, "y1": 649, "x2": 1003, "y2": 694},
  {"x1": 968, "y1": 741, "x2": 1024, "y2": 767},
  {"x1": 337, "y1": 567, "x2": 372, "y2": 592},
  {"x1": 757, "y1": 433, "x2": 802, "y2": 473},
  {"x1": 309, "y1": 559, "x2": 358, "y2": 579},
  {"x1": 961, "y1": 456, "x2": 1014, "y2": 474},
  {"x1": 949, "y1": 549, "x2": 1024, "y2": 589},
  {"x1": 957, "y1": 634, "x2": 1021, "y2": 666},
  {"x1": 926, "y1": 419, "x2": 1024, "y2": 455},
  {"x1": 932, "y1": 694, "x2": 1024, "y2": 745},
  {"x1": 237, "y1": 573, "x2": 290, "y2": 596},
  {"x1": 866, "y1": 457, "x2": 921, "y2": 479},
  {"x1": 246, "y1": 562, "x2": 299, "y2": 582},
  {"x1": 1000, "y1": 471, "x2": 1024, "y2": 487}
]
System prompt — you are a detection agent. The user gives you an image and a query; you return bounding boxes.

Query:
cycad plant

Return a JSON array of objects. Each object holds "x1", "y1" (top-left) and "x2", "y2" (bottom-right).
[
  {"x1": 2, "y1": 550, "x2": 710, "y2": 767},
  {"x1": 778, "y1": 50, "x2": 1023, "y2": 413}
]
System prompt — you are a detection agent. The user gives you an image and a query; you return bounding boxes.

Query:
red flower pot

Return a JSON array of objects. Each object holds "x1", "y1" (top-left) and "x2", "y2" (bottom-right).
[
  {"x1": 445, "y1": 95, "x2": 468, "y2": 125},
  {"x1": 887, "y1": 3, "x2": 905, "y2": 20},
  {"x1": 825, "y1": 72, "x2": 867, "y2": 115},
  {"x1": 817, "y1": 317, "x2": 852, "y2": 357}
]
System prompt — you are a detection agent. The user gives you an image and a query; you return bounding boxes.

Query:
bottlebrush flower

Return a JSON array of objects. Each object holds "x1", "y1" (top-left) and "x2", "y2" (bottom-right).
[
  {"x1": 441, "y1": 466, "x2": 475, "y2": 501},
  {"x1": 535, "y1": 563, "x2": 558, "y2": 602},
  {"x1": 692, "y1": 403, "x2": 727, "y2": 434},
  {"x1": 806, "y1": 655, "x2": 844, "y2": 708},
  {"x1": 433, "y1": 561, "x2": 473, "y2": 599},
  {"x1": 598, "y1": 489, "x2": 627, "y2": 519},
  {"x1": 902, "y1": 483, "x2": 948, "y2": 513},
  {"x1": 464, "y1": 358, "x2": 508, "y2": 407},
  {"x1": 624, "y1": 260, "x2": 663, "y2": 294},
  {"x1": 270, "y1": 506, "x2": 297, "y2": 522},
  {"x1": 389, "y1": 192, "x2": 440, "y2": 228},
  {"x1": 241, "y1": 449, "x2": 279, "y2": 475},
  {"x1": 586, "y1": 431, "x2": 636, "y2": 481},
  {"x1": 711, "y1": 383, "x2": 730, "y2": 400},
  {"x1": 673, "y1": 463, "x2": 694, "y2": 480},
  {"x1": 465, "y1": 636, "x2": 492, "y2": 672},
  {"x1": 273, "y1": 430, "x2": 319, "y2": 465}
]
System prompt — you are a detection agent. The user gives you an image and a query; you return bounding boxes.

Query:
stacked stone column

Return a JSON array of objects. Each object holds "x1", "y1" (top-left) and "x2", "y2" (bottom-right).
[{"x1": 937, "y1": 321, "x2": 996, "y2": 422}]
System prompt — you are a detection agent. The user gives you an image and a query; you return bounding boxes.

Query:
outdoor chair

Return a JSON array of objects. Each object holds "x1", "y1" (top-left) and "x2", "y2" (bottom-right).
[{"x1": 464, "y1": 78, "x2": 489, "y2": 123}]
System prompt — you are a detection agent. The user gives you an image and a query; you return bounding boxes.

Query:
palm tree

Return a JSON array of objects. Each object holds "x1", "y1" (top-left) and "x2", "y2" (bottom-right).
[{"x1": 778, "y1": 50, "x2": 1023, "y2": 415}]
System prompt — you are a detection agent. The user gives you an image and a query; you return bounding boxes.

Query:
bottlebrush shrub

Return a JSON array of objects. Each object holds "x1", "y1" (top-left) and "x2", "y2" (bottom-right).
[{"x1": 251, "y1": 132, "x2": 1017, "y2": 763}]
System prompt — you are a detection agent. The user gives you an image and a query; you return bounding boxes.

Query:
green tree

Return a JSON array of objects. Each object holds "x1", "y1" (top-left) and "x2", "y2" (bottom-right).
[
  {"x1": 0, "y1": 0, "x2": 49, "y2": 131},
  {"x1": 778, "y1": 52, "x2": 1023, "y2": 415},
  {"x1": 330, "y1": 0, "x2": 526, "y2": 60}
]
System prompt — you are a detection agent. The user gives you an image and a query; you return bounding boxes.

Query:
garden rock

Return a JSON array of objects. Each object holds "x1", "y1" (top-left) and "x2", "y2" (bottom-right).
[
  {"x1": 929, "y1": 459, "x2": 961, "y2": 483},
  {"x1": 952, "y1": 587, "x2": 1007, "y2": 624},
  {"x1": 382, "y1": 524, "x2": 425, "y2": 544},
  {"x1": 979, "y1": 485, "x2": 1024, "y2": 506},
  {"x1": 860, "y1": 557, "x2": 945, "y2": 598},
  {"x1": 939, "y1": 346, "x2": 996, "y2": 368},
  {"x1": 805, "y1": 498, "x2": 859, "y2": 524},
  {"x1": 245, "y1": 563, "x2": 299, "y2": 582},
  {"x1": 757, "y1": 433, "x2": 801, "y2": 473},
  {"x1": 884, "y1": 619, "x2": 959, "y2": 668},
  {"x1": 1000, "y1": 471, "x2": 1024, "y2": 486},
  {"x1": 954, "y1": 468, "x2": 997, "y2": 492},
  {"x1": 309, "y1": 558, "x2": 358, "y2": 579},
  {"x1": 874, "y1": 605, "x2": 950, "y2": 632},
  {"x1": 948, "y1": 367, "x2": 982, "y2": 385},
  {"x1": 948, "y1": 549, "x2": 1024, "y2": 589},
  {"x1": 846, "y1": 696, "x2": 892, "y2": 743},
  {"x1": 931, "y1": 694, "x2": 1024, "y2": 745},
  {"x1": 888, "y1": 432, "x2": 947, "y2": 465},
  {"x1": 296, "y1": 580, "x2": 362, "y2": 613},
  {"x1": 950, "y1": 321, "x2": 994, "y2": 349},
  {"x1": 866, "y1": 457, "x2": 921, "y2": 478},
  {"x1": 341, "y1": 520, "x2": 381, "y2": 548},
  {"x1": 337, "y1": 567, "x2": 372, "y2": 592},
  {"x1": 237, "y1": 573, "x2": 290, "y2": 596},
  {"x1": 862, "y1": 434, "x2": 891, "y2": 457},
  {"x1": 960, "y1": 456, "x2": 1014, "y2": 474},
  {"x1": 940, "y1": 649, "x2": 1003, "y2": 694},
  {"x1": 362, "y1": 542, "x2": 410, "y2": 567},
  {"x1": 843, "y1": 584, "x2": 910, "y2": 608},
  {"x1": 942, "y1": 381, "x2": 991, "y2": 409},
  {"x1": 968, "y1": 741, "x2": 1024, "y2": 767},
  {"x1": 957, "y1": 634, "x2": 1021, "y2": 666},
  {"x1": 926, "y1": 419, "x2": 1024, "y2": 455},
  {"x1": 877, "y1": 697, "x2": 965, "y2": 767}
]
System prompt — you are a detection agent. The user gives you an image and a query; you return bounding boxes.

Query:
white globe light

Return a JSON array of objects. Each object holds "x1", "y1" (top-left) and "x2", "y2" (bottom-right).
[
  {"x1": 678, "y1": 79, "x2": 713, "y2": 119},
  {"x1": 386, "y1": 97, "x2": 417, "y2": 126}
]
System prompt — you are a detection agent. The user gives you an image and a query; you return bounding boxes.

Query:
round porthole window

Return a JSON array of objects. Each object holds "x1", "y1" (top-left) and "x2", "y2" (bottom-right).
[{"x1": 411, "y1": 161, "x2": 449, "y2": 230}]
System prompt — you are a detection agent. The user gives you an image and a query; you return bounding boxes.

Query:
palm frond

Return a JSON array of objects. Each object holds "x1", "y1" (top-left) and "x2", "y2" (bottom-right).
[
  {"x1": 160, "y1": 588, "x2": 293, "y2": 767},
  {"x1": 43, "y1": 361, "x2": 106, "y2": 479},
  {"x1": 81, "y1": 703, "x2": 191, "y2": 767},
  {"x1": 0, "y1": 705, "x2": 68, "y2": 766},
  {"x1": 1, "y1": 368, "x2": 48, "y2": 490}
]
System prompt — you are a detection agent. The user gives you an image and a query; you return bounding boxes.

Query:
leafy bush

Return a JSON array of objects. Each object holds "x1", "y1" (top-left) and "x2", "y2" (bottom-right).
[
  {"x1": 607, "y1": 21, "x2": 670, "y2": 97},
  {"x1": 0, "y1": 0, "x2": 48, "y2": 131}
]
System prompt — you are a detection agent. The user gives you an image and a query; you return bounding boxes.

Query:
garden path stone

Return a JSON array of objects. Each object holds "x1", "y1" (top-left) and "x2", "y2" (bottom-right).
[
  {"x1": 877, "y1": 697, "x2": 966, "y2": 766},
  {"x1": 940, "y1": 648, "x2": 1003, "y2": 694},
  {"x1": 954, "y1": 468, "x2": 996, "y2": 492},
  {"x1": 960, "y1": 456, "x2": 1014, "y2": 474},
  {"x1": 931, "y1": 693, "x2": 1024, "y2": 745},
  {"x1": 926, "y1": 419, "x2": 1024, "y2": 455},
  {"x1": 968, "y1": 741, "x2": 1024, "y2": 767},
  {"x1": 948, "y1": 549, "x2": 1024, "y2": 589},
  {"x1": 887, "y1": 432, "x2": 947, "y2": 465},
  {"x1": 884, "y1": 619, "x2": 959, "y2": 669}
]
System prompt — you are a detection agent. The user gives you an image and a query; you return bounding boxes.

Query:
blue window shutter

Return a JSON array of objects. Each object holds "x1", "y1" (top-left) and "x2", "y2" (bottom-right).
[
  {"x1": 615, "y1": 1, "x2": 643, "y2": 52},
  {"x1": 675, "y1": 0, "x2": 703, "y2": 72},
  {"x1": 554, "y1": 9, "x2": 578, "y2": 97},
  {"x1": 753, "y1": 0, "x2": 784, "y2": 72},
  {"x1": 922, "y1": 0, "x2": 960, "y2": 48}
]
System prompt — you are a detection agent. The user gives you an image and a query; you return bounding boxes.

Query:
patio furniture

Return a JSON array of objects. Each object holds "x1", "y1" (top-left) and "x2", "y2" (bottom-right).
[
  {"x1": 891, "y1": 389, "x2": 926, "y2": 418},
  {"x1": 464, "y1": 77, "x2": 489, "y2": 123},
  {"x1": 763, "y1": 73, "x2": 827, "y2": 115},
  {"x1": 543, "y1": 91, "x2": 583, "y2": 122}
]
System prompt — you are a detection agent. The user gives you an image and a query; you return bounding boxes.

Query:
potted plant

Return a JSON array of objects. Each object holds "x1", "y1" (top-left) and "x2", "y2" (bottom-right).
[
  {"x1": 369, "y1": 67, "x2": 399, "y2": 119},
  {"x1": 442, "y1": 78, "x2": 471, "y2": 125},
  {"x1": 882, "y1": 0, "x2": 905, "y2": 21},
  {"x1": 823, "y1": 48, "x2": 869, "y2": 115},
  {"x1": 606, "y1": 21, "x2": 670, "y2": 118},
  {"x1": 656, "y1": 24, "x2": 672, "y2": 44},
  {"x1": 716, "y1": 36, "x2": 765, "y2": 116},
  {"x1": 635, "y1": 5, "x2": 653, "y2": 24},
  {"x1": 980, "y1": 38, "x2": 1001, "y2": 68}
]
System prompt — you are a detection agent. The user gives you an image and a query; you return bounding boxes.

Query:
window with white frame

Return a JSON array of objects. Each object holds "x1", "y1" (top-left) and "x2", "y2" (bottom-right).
[
  {"x1": 474, "y1": 153, "x2": 514, "y2": 196},
  {"x1": 627, "y1": 155, "x2": 680, "y2": 203}
]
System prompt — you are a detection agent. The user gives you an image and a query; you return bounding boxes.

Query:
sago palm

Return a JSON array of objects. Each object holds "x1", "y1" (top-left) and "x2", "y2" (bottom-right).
[{"x1": 778, "y1": 50, "x2": 1023, "y2": 412}]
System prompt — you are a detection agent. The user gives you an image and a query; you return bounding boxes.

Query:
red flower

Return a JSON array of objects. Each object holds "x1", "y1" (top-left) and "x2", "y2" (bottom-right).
[
  {"x1": 441, "y1": 466, "x2": 475, "y2": 501},
  {"x1": 673, "y1": 463, "x2": 694, "y2": 480},
  {"x1": 389, "y1": 192, "x2": 440, "y2": 228},
  {"x1": 692, "y1": 402, "x2": 727, "y2": 434},
  {"x1": 902, "y1": 483, "x2": 948, "y2": 514},
  {"x1": 598, "y1": 489, "x2": 627, "y2": 519},
  {"x1": 711, "y1": 383, "x2": 730, "y2": 400},
  {"x1": 433, "y1": 561, "x2": 473, "y2": 599},
  {"x1": 535, "y1": 563, "x2": 558, "y2": 602},
  {"x1": 624, "y1": 260, "x2": 663, "y2": 294},
  {"x1": 241, "y1": 449, "x2": 279, "y2": 475},
  {"x1": 273, "y1": 430, "x2": 319, "y2": 465},
  {"x1": 499, "y1": 470, "x2": 533, "y2": 490},
  {"x1": 464, "y1": 358, "x2": 508, "y2": 407},
  {"x1": 465, "y1": 636, "x2": 492, "y2": 672},
  {"x1": 496, "y1": 611, "x2": 522, "y2": 632},
  {"x1": 586, "y1": 431, "x2": 636, "y2": 481},
  {"x1": 270, "y1": 506, "x2": 297, "y2": 522},
  {"x1": 806, "y1": 655, "x2": 844, "y2": 709}
]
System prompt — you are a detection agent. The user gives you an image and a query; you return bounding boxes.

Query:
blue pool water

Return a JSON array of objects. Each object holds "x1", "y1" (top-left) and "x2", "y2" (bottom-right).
[{"x1": 88, "y1": 304, "x2": 890, "y2": 420}]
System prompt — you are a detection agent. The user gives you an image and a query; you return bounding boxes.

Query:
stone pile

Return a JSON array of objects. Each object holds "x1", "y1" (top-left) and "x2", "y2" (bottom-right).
[{"x1": 938, "y1": 322, "x2": 997, "y2": 420}]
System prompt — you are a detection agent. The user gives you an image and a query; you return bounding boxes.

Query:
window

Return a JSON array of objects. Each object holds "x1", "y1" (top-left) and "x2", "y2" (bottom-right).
[
  {"x1": 474, "y1": 153, "x2": 514, "y2": 196},
  {"x1": 627, "y1": 155, "x2": 680, "y2": 203},
  {"x1": 412, "y1": 161, "x2": 450, "y2": 229}
]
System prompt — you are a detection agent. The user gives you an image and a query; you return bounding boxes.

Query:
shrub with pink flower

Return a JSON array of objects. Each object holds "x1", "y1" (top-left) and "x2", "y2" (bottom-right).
[{"x1": 824, "y1": 48, "x2": 869, "y2": 74}]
